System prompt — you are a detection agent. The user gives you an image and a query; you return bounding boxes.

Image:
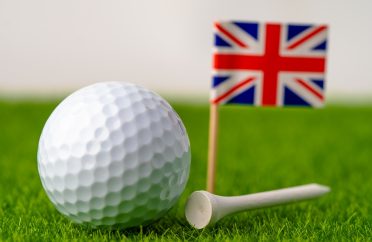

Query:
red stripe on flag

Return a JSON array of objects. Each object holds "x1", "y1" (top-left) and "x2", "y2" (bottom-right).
[
  {"x1": 213, "y1": 54, "x2": 264, "y2": 70},
  {"x1": 296, "y1": 79, "x2": 324, "y2": 100},
  {"x1": 261, "y1": 24, "x2": 281, "y2": 106},
  {"x1": 215, "y1": 23, "x2": 248, "y2": 48},
  {"x1": 214, "y1": 54, "x2": 325, "y2": 73},
  {"x1": 279, "y1": 56, "x2": 325, "y2": 72},
  {"x1": 212, "y1": 77, "x2": 256, "y2": 104},
  {"x1": 287, "y1": 26, "x2": 327, "y2": 50}
]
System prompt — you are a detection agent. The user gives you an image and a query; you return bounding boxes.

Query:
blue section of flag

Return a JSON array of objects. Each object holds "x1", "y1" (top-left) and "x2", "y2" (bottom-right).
[
  {"x1": 287, "y1": 24, "x2": 312, "y2": 41},
  {"x1": 227, "y1": 86, "x2": 255, "y2": 105},
  {"x1": 284, "y1": 87, "x2": 310, "y2": 106},
  {"x1": 311, "y1": 79, "x2": 324, "y2": 89},
  {"x1": 233, "y1": 22, "x2": 259, "y2": 40},
  {"x1": 212, "y1": 76, "x2": 230, "y2": 87},
  {"x1": 215, "y1": 34, "x2": 232, "y2": 47},
  {"x1": 312, "y1": 40, "x2": 327, "y2": 50}
]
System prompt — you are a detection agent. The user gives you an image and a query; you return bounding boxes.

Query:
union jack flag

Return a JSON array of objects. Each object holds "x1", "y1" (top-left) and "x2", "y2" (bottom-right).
[{"x1": 211, "y1": 21, "x2": 328, "y2": 107}]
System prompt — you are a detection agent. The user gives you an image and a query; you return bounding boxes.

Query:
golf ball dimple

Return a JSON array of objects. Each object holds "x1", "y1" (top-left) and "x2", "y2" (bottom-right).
[{"x1": 37, "y1": 82, "x2": 191, "y2": 228}]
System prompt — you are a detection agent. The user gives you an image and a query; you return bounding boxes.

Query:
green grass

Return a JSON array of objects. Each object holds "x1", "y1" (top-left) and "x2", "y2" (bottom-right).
[{"x1": 0, "y1": 99, "x2": 372, "y2": 241}]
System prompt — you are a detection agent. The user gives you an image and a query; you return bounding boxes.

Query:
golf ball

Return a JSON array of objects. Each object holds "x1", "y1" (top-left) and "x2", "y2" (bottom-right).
[{"x1": 37, "y1": 82, "x2": 191, "y2": 228}]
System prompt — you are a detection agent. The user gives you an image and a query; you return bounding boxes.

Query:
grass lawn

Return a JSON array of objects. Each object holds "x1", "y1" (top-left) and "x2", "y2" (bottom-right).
[{"x1": 0, "y1": 99, "x2": 371, "y2": 241}]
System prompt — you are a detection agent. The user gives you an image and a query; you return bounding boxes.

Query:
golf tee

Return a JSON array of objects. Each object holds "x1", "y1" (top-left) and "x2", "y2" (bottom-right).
[{"x1": 185, "y1": 183, "x2": 330, "y2": 229}]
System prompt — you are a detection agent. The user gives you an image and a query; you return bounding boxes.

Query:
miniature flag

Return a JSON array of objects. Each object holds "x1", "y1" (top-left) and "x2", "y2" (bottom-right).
[{"x1": 211, "y1": 21, "x2": 328, "y2": 107}]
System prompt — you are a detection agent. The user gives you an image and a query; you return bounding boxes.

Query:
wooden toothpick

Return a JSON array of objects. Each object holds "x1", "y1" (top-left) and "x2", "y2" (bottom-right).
[{"x1": 207, "y1": 103, "x2": 219, "y2": 193}]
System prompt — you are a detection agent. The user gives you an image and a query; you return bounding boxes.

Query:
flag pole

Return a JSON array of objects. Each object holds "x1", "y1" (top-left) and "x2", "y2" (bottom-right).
[{"x1": 207, "y1": 103, "x2": 219, "y2": 193}]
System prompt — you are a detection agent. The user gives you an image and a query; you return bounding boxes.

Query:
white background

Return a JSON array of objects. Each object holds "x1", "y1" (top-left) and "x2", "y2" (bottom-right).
[{"x1": 0, "y1": 0, "x2": 371, "y2": 102}]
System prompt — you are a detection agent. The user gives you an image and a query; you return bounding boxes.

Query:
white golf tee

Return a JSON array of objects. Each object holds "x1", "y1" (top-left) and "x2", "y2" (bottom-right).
[{"x1": 185, "y1": 183, "x2": 330, "y2": 229}]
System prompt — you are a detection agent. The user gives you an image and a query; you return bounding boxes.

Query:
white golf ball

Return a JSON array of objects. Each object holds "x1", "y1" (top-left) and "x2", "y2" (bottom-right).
[{"x1": 37, "y1": 82, "x2": 191, "y2": 228}]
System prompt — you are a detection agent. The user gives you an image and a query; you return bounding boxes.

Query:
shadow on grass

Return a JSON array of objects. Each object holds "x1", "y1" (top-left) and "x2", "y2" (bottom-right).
[
  {"x1": 68, "y1": 206, "x2": 316, "y2": 240},
  {"x1": 69, "y1": 214, "x2": 202, "y2": 239}
]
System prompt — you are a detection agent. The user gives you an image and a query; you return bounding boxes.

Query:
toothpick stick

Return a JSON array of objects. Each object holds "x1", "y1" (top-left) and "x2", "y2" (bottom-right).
[{"x1": 207, "y1": 103, "x2": 219, "y2": 193}]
